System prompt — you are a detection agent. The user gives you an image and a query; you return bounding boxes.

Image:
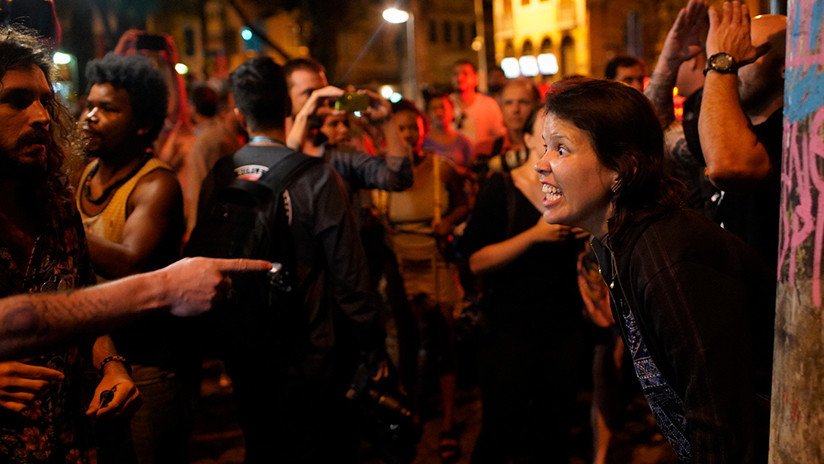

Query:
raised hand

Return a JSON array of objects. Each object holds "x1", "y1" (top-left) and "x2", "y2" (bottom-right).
[
  {"x1": 707, "y1": 1, "x2": 762, "y2": 64},
  {"x1": 356, "y1": 88, "x2": 392, "y2": 124},
  {"x1": 530, "y1": 218, "x2": 577, "y2": 243},
  {"x1": 661, "y1": 0, "x2": 710, "y2": 65}
]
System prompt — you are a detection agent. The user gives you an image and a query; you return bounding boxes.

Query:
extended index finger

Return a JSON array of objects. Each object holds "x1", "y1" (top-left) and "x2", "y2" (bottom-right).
[
  {"x1": 213, "y1": 258, "x2": 274, "y2": 273},
  {"x1": 3, "y1": 362, "x2": 64, "y2": 381}
]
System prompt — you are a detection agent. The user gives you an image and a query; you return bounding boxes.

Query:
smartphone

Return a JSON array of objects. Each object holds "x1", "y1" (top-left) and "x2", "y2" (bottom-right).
[
  {"x1": 334, "y1": 93, "x2": 370, "y2": 112},
  {"x1": 136, "y1": 33, "x2": 168, "y2": 52}
]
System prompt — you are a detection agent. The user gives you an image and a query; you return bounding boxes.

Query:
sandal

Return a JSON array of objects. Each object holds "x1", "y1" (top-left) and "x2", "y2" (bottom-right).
[{"x1": 438, "y1": 430, "x2": 461, "y2": 463}]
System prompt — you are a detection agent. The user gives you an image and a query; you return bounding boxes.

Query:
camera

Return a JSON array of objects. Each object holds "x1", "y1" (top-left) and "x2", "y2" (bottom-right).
[
  {"x1": 347, "y1": 360, "x2": 419, "y2": 461},
  {"x1": 334, "y1": 92, "x2": 370, "y2": 112}
]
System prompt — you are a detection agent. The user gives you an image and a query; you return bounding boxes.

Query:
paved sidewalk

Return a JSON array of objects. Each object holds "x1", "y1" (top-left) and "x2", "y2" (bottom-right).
[{"x1": 189, "y1": 360, "x2": 676, "y2": 464}]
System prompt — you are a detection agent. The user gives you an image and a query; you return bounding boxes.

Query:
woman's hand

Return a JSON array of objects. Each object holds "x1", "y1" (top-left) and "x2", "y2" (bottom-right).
[{"x1": 529, "y1": 219, "x2": 577, "y2": 243}]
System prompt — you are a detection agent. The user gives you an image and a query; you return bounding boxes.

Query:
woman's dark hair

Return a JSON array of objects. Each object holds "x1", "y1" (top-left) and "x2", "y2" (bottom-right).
[
  {"x1": 544, "y1": 77, "x2": 683, "y2": 244},
  {"x1": 86, "y1": 53, "x2": 169, "y2": 143}
]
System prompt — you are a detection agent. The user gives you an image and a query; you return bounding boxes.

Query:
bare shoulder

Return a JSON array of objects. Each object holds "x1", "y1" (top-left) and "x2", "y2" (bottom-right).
[{"x1": 130, "y1": 166, "x2": 182, "y2": 205}]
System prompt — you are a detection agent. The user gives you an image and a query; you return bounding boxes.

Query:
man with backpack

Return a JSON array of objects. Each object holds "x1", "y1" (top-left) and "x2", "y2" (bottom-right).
[{"x1": 190, "y1": 56, "x2": 386, "y2": 463}]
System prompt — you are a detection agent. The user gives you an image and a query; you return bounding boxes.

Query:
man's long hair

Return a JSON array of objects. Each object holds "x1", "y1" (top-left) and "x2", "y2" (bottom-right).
[{"x1": 0, "y1": 26, "x2": 83, "y2": 202}]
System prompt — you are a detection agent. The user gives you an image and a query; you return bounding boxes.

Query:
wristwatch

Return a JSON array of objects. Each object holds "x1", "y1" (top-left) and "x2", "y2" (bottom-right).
[{"x1": 704, "y1": 52, "x2": 738, "y2": 75}]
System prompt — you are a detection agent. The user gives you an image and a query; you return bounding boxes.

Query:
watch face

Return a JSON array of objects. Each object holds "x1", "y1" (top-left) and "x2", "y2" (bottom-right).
[
  {"x1": 710, "y1": 53, "x2": 736, "y2": 72},
  {"x1": 715, "y1": 55, "x2": 732, "y2": 68}
]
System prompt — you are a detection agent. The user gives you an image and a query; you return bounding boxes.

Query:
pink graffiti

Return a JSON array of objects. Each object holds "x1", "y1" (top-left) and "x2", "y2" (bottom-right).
[
  {"x1": 781, "y1": 111, "x2": 824, "y2": 306},
  {"x1": 778, "y1": 0, "x2": 824, "y2": 306}
]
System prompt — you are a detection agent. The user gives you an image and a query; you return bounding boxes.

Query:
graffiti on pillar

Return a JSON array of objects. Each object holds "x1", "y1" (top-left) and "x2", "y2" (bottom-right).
[{"x1": 778, "y1": 0, "x2": 824, "y2": 305}]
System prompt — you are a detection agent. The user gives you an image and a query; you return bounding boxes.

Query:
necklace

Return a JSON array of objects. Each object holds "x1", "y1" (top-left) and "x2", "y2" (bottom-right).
[{"x1": 82, "y1": 153, "x2": 153, "y2": 206}]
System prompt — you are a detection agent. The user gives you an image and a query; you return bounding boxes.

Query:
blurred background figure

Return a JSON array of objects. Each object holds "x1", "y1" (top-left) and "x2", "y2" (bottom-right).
[
  {"x1": 450, "y1": 59, "x2": 505, "y2": 161},
  {"x1": 379, "y1": 99, "x2": 469, "y2": 463},
  {"x1": 461, "y1": 107, "x2": 588, "y2": 464},
  {"x1": 604, "y1": 55, "x2": 647, "y2": 92},
  {"x1": 114, "y1": 30, "x2": 196, "y2": 229},
  {"x1": 183, "y1": 83, "x2": 244, "y2": 239},
  {"x1": 422, "y1": 91, "x2": 473, "y2": 172}
]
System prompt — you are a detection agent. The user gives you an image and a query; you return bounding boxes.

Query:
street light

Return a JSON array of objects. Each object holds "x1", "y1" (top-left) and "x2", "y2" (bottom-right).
[
  {"x1": 382, "y1": 7, "x2": 409, "y2": 24},
  {"x1": 382, "y1": 6, "x2": 417, "y2": 104}
]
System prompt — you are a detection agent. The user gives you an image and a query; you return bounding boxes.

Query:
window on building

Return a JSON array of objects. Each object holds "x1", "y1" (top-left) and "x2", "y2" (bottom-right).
[
  {"x1": 443, "y1": 20, "x2": 452, "y2": 44},
  {"x1": 457, "y1": 22, "x2": 466, "y2": 47},
  {"x1": 540, "y1": 37, "x2": 552, "y2": 53},
  {"x1": 559, "y1": 0, "x2": 577, "y2": 25},
  {"x1": 429, "y1": 19, "x2": 438, "y2": 43},
  {"x1": 522, "y1": 39, "x2": 534, "y2": 56},
  {"x1": 561, "y1": 35, "x2": 575, "y2": 76},
  {"x1": 183, "y1": 26, "x2": 196, "y2": 56},
  {"x1": 505, "y1": 40, "x2": 515, "y2": 57},
  {"x1": 626, "y1": 11, "x2": 643, "y2": 57},
  {"x1": 538, "y1": 37, "x2": 557, "y2": 75}
]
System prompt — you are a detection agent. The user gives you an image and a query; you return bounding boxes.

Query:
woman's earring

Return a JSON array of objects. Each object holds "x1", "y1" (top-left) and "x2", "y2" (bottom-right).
[{"x1": 611, "y1": 178, "x2": 623, "y2": 194}]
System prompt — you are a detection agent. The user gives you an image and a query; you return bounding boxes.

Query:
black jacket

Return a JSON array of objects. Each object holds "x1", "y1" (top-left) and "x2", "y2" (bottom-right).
[{"x1": 592, "y1": 208, "x2": 773, "y2": 463}]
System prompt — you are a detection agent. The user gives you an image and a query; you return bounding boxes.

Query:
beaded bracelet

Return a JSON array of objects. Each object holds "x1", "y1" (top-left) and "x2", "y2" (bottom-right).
[{"x1": 99, "y1": 355, "x2": 132, "y2": 375}]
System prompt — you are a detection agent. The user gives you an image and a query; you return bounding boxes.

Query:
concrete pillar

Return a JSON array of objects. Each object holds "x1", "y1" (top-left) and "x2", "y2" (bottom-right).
[{"x1": 770, "y1": 0, "x2": 824, "y2": 461}]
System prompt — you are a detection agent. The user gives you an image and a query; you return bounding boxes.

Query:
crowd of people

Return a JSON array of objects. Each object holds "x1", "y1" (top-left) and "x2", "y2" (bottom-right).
[{"x1": 0, "y1": 0, "x2": 787, "y2": 462}]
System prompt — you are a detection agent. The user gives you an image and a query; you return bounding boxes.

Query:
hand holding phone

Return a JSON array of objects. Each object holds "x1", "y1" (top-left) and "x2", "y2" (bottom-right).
[{"x1": 334, "y1": 93, "x2": 370, "y2": 112}]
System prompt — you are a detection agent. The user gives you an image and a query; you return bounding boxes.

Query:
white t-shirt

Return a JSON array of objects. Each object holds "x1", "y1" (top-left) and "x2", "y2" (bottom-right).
[{"x1": 452, "y1": 93, "x2": 506, "y2": 158}]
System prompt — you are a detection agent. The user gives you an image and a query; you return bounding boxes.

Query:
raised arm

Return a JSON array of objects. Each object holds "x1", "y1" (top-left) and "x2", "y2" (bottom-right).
[
  {"x1": 699, "y1": 2, "x2": 773, "y2": 189},
  {"x1": 645, "y1": 0, "x2": 709, "y2": 128},
  {"x1": 286, "y1": 85, "x2": 345, "y2": 155},
  {"x1": 469, "y1": 219, "x2": 576, "y2": 275}
]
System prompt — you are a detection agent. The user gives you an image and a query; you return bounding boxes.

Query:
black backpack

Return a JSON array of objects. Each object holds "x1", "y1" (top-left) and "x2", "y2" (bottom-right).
[{"x1": 185, "y1": 149, "x2": 321, "y2": 355}]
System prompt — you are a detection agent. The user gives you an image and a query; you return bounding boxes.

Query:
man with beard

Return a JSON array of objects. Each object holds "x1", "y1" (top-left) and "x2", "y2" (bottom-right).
[
  {"x1": 76, "y1": 52, "x2": 191, "y2": 463},
  {"x1": 0, "y1": 27, "x2": 141, "y2": 463}
]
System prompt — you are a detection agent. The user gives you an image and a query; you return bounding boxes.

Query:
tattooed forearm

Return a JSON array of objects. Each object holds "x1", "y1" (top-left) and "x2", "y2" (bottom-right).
[
  {"x1": 0, "y1": 294, "x2": 62, "y2": 360},
  {"x1": 645, "y1": 69, "x2": 678, "y2": 128},
  {"x1": 0, "y1": 287, "x2": 144, "y2": 360},
  {"x1": 0, "y1": 257, "x2": 270, "y2": 360}
]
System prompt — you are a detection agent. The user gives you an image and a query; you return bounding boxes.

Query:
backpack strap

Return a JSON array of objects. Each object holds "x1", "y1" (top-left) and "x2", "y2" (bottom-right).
[
  {"x1": 255, "y1": 150, "x2": 321, "y2": 195},
  {"x1": 222, "y1": 149, "x2": 321, "y2": 206}
]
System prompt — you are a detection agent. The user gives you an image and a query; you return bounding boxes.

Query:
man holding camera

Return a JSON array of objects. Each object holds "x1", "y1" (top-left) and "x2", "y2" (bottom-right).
[
  {"x1": 282, "y1": 59, "x2": 420, "y2": 400},
  {"x1": 284, "y1": 58, "x2": 413, "y2": 205}
]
